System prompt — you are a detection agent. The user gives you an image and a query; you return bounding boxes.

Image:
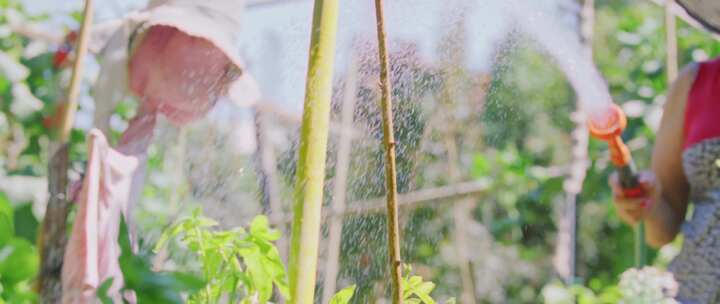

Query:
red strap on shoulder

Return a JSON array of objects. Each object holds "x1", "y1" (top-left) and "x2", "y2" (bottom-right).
[{"x1": 684, "y1": 58, "x2": 720, "y2": 149}]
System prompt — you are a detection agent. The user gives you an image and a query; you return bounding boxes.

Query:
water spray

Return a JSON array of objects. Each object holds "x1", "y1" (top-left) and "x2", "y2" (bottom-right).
[{"x1": 587, "y1": 103, "x2": 647, "y2": 267}]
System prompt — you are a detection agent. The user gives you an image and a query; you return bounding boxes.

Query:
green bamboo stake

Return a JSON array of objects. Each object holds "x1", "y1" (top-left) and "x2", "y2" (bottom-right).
[
  {"x1": 287, "y1": 0, "x2": 339, "y2": 303},
  {"x1": 374, "y1": 0, "x2": 404, "y2": 303}
]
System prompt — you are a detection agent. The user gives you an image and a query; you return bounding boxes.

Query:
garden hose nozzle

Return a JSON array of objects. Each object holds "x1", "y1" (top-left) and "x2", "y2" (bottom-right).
[
  {"x1": 588, "y1": 104, "x2": 644, "y2": 198},
  {"x1": 588, "y1": 103, "x2": 648, "y2": 267}
]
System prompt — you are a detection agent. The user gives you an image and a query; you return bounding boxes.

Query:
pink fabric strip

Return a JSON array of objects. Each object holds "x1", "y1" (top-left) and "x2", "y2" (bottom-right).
[{"x1": 62, "y1": 111, "x2": 155, "y2": 303}]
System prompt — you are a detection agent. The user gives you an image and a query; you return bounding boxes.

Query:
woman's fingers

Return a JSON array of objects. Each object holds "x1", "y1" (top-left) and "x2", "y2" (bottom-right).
[
  {"x1": 614, "y1": 196, "x2": 653, "y2": 225},
  {"x1": 608, "y1": 170, "x2": 659, "y2": 225},
  {"x1": 614, "y1": 199, "x2": 645, "y2": 224}
]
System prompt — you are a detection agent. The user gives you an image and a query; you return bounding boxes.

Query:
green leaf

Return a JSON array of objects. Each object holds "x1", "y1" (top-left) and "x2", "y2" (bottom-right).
[
  {"x1": 415, "y1": 292, "x2": 436, "y2": 304},
  {"x1": 0, "y1": 193, "x2": 13, "y2": 247},
  {"x1": 154, "y1": 222, "x2": 186, "y2": 253},
  {"x1": 168, "y1": 271, "x2": 207, "y2": 292},
  {"x1": 96, "y1": 278, "x2": 115, "y2": 304},
  {"x1": 241, "y1": 247, "x2": 274, "y2": 302},
  {"x1": 0, "y1": 238, "x2": 38, "y2": 284},
  {"x1": 401, "y1": 267, "x2": 440, "y2": 304},
  {"x1": 193, "y1": 217, "x2": 219, "y2": 228},
  {"x1": 118, "y1": 216, "x2": 205, "y2": 304},
  {"x1": 11, "y1": 204, "x2": 37, "y2": 243},
  {"x1": 415, "y1": 281, "x2": 435, "y2": 296},
  {"x1": 261, "y1": 247, "x2": 289, "y2": 298},
  {"x1": 329, "y1": 284, "x2": 356, "y2": 304},
  {"x1": 250, "y1": 215, "x2": 281, "y2": 241}
]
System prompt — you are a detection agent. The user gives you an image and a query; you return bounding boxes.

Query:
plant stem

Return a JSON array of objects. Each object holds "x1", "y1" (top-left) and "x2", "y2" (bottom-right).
[
  {"x1": 373, "y1": 0, "x2": 403, "y2": 303},
  {"x1": 286, "y1": 0, "x2": 339, "y2": 303},
  {"x1": 38, "y1": 0, "x2": 94, "y2": 301}
]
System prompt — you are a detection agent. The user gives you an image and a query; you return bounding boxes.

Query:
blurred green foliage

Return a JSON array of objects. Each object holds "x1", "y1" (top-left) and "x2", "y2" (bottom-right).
[
  {"x1": 102, "y1": 216, "x2": 206, "y2": 304},
  {"x1": 0, "y1": 195, "x2": 38, "y2": 303}
]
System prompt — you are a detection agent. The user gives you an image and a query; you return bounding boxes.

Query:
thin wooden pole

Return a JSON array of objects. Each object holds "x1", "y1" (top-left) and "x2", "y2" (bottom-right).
[
  {"x1": 665, "y1": 1, "x2": 678, "y2": 84},
  {"x1": 452, "y1": 199, "x2": 477, "y2": 303},
  {"x1": 373, "y1": 0, "x2": 403, "y2": 303},
  {"x1": 253, "y1": 108, "x2": 288, "y2": 261},
  {"x1": 38, "y1": 0, "x2": 94, "y2": 301},
  {"x1": 447, "y1": 137, "x2": 477, "y2": 304},
  {"x1": 58, "y1": 2, "x2": 94, "y2": 143},
  {"x1": 321, "y1": 54, "x2": 358, "y2": 304},
  {"x1": 287, "y1": 0, "x2": 339, "y2": 302},
  {"x1": 438, "y1": 17, "x2": 477, "y2": 300}
]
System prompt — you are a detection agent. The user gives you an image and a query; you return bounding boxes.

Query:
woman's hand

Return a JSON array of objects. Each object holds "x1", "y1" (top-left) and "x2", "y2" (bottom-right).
[{"x1": 609, "y1": 171, "x2": 660, "y2": 225}]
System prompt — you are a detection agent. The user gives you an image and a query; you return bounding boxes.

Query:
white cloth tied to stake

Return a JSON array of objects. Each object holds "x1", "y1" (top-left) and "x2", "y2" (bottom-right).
[{"x1": 61, "y1": 0, "x2": 260, "y2": 302}]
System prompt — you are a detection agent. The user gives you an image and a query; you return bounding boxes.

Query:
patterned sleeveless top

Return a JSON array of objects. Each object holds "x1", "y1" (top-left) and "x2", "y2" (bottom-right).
[{"x1": 668, "y1": 58, "x2": 720, "y2": 303}]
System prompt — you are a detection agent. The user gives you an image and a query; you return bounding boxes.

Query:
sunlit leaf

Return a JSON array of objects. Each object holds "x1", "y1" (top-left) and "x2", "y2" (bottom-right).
[{"x1": 329, "y1": 284, "x2": 356, "y2": 304}]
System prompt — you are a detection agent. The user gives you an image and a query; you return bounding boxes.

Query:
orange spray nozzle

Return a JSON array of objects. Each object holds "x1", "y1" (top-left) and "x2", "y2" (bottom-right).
[{"x1": 588, "y1": 104, "x2": 632, "y2": 167}]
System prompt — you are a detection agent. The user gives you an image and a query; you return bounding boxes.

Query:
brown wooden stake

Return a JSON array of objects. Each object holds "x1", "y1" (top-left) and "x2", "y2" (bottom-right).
[
  {"x1": 321, "y1": 53, "x2": 358, "y2": 304},
  {"x1": 38, "y1": 0, "x2": 94, "y2": 301},
  {"x1": 664, "y1": 1, "x2": 678, "y2": 85},
  {"x1": 373, "y1": 0, "x2": 403, "y2": 302}
]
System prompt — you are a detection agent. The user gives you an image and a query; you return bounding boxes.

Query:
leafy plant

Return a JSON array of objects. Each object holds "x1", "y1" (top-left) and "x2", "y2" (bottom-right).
[
  {"x1": 96, "y1": 216, "x2": 205, "y2": 304},
  {"x1": 155, "y1": 209, "x2": 288, "y2": 304},
  {"x1": 402, "y1": 265, "x2": 455, "y2": 304},
  {"x1": 103, "y1": 212, "x2": 361, "y2": 304}
]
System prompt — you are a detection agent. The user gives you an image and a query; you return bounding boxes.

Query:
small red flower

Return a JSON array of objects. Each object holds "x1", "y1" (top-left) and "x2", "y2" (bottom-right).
[{"x1": 53, "y1": 31, "x2": 78, "y2": 69}]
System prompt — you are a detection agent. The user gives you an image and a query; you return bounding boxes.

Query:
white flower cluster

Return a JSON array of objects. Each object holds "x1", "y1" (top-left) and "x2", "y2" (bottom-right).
[{"x1": 619, "y1": 267, "x2": 679, "y2": 304}]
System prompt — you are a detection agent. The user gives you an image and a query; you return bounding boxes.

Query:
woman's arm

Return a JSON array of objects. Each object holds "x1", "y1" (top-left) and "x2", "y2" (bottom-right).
[
  {"x1": 644, "y1": 63, "x2": 697, "y2": 247},
  {"x1": 611, "y1": 63, "x2": 696, "y2": 248}
]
